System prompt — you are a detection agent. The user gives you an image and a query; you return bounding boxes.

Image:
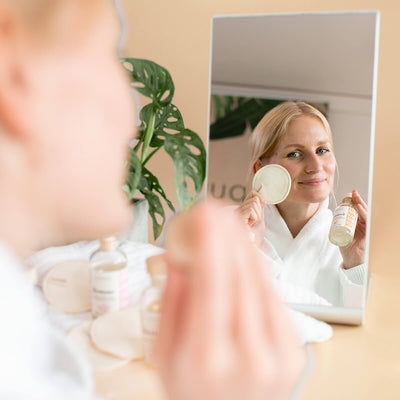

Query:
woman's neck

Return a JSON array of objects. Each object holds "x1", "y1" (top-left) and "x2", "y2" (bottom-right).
[
  {"x1": 276, "y1": 201, "x2": 320, "y2": 238},
  {"x1": 0, "y1": 171, "x2": 55, "y2": 259}
]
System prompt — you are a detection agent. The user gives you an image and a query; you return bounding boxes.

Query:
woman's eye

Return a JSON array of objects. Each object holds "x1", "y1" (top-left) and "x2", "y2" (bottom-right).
[
  {"x1": 287, "y1": 151, "x2": 301, "y2": 158},
  {"x1": 316, "y1": 148, "x2": 329, "y2": 154}
]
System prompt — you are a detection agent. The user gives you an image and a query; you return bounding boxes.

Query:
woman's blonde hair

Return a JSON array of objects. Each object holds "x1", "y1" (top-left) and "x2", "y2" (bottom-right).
[{"x1": 249, "y1": 101, "x2": 332, "y2": 173}]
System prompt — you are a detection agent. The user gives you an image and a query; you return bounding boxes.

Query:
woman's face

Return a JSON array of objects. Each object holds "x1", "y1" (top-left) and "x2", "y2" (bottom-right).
[
  {"x1": 263, "y1": 115, "x2": 336, "y2": 205},
  {"x1": 29, "y1": 2, "x2": 135, "y2": 241}
]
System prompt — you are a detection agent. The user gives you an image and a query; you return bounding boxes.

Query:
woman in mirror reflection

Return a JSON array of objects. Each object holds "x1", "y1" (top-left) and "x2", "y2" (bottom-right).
[{"x1": 236, "y1": 101, "x2": 367, "y2": 308}]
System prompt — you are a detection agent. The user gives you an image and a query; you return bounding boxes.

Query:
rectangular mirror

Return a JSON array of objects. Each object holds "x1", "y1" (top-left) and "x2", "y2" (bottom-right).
[{"x1": 207, "y1": 11, "x2": 379, "y2": 324}]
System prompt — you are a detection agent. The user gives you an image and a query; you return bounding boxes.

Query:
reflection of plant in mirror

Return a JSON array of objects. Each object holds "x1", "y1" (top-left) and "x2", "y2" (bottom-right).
[
  {"x1": 211, "y1": 95, "x2": 282, "y2": 140},
  {"x1": 122, "y1": 58, "x2": 206, "y2": 240},
  {"x1": 210, "y1": 95, "x2": 328, "y2": 140}
]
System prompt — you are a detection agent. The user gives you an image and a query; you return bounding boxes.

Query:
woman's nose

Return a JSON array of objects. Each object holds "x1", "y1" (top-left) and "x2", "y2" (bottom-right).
[{"x1": 304, "y1": 153, "x2": 323, "y2": 173}]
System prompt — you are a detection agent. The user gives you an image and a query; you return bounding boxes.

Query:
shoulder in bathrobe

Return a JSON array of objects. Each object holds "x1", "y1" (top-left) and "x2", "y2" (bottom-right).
[{"x1": 260, "y1": 199, "x2": 366, "y2": 307}]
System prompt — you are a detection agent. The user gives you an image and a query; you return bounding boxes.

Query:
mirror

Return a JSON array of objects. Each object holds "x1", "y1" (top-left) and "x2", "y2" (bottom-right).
[{"x1": 207, "y1": 11, "x2": 379, "y2": 324}]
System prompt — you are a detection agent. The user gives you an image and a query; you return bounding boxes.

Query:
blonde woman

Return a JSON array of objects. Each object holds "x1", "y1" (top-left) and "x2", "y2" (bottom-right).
[
  {"x1": 0, "y1": 1, "x2": 304, "y2": 399},
  {"x1": 236, "y1": 102, "x2": 367, "y2": 307}
]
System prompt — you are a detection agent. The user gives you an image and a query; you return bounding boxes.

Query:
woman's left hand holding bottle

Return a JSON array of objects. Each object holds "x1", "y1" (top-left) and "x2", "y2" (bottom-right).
[{"x1": 340, "y1": 190, "x2": 368, "y2": 269}]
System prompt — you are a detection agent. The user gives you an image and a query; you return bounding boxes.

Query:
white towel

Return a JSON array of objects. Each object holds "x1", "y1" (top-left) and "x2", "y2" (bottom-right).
[{"x1": 28, "y1": 240, "x2": 163, "y2": 332}]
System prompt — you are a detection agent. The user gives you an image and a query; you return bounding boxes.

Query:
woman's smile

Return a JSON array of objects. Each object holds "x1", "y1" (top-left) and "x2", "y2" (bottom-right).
[{"x1": 297, "y1": 178, "x2": 327, "y2": 186}]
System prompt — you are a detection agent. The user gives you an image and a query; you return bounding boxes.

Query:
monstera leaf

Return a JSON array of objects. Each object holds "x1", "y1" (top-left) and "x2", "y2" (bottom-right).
[
  {"x1": 122, "y1": 58, "x2": 206, "y2": 239},
  {"x1": 139, "y1": 103, "x2": 184, "y2": 149},
  {"x1": 164, "y1": 129, "x2": 206, "y2": 209},
  {"x1": 123, "y1": 149, "x2": 142, "y2": 197},
  {"x1": 210, "y1": 97, "x2": 282, "y2": 140},
  {"x1": 138, "y1": 167, "x2": 175, "y2": 239},
  {"x1": 122, "y1": 58, "x2": 174, "y2": 109}
]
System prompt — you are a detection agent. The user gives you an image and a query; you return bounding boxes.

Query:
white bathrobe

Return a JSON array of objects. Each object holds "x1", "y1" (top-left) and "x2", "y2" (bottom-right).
[
  {"x1": 0, "y1": 240, "x2": 162, "y2": 399},
  {"x1": 261, "y1": 199, "x2": 366, "y2": 308},
  {"x1": 0, "y1": 242, "x2": 95, "y2": 400}
]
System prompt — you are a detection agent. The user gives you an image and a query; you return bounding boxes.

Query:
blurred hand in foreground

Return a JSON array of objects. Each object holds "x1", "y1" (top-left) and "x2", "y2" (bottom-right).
[{"x1": 156, "y1": 200, "x2": 306, "y2": 400}]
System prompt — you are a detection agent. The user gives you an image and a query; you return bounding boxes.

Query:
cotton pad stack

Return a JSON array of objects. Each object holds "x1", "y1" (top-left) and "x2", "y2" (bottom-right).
[
  {"x1": 68, "y1": 321, "x2": 130, "y2": 371},
  {"x1": 90, "y1": 307, "x2": 143, "y2": 361},
  {"x1": 68, "y1": 307, "x2": 144, "y2": 372}
]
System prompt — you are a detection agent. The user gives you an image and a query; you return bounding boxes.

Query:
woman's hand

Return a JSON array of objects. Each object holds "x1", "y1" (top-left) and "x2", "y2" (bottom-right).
[
  {"x1": 235, "y1": 190, "x2": 266, "y2": 246},
  {"x1": 340, "y1": 190, "x2": 368, "y2": 269},
  {"x1": 156, "y1": 200, "x2": 305, "y2": 400}
]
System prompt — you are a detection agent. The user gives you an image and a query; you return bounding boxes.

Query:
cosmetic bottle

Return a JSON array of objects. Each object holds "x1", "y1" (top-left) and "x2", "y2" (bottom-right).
[
  {"x1": 90, "y1": 237, "x2": 129, "y2": 317},
  {"x1": 329, "y1": 193, "x2": 358, "y2": 247},
  {"x1": 140, "y1": 255, "x2": 167, "y2": 366}
]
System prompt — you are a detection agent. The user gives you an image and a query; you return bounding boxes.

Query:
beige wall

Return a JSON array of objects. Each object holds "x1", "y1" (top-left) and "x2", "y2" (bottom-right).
[{"x1": 121, "y1": 0, "x2": 399, "y2": 275}]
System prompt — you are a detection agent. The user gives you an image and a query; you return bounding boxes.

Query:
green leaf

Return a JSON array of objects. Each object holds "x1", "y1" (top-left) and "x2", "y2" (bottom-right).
[
  {"x1": 213, "y1": 95, "x2": 224, "y2": 121},
  {"x1": 210, "y1": 97, "x2": 283, "y2": 140},
  {"x1": 122, "y1": 57, "x2": 207, "y2": 239},
  {"x1": 121, "y1": 58, "x2": 174, "y2": 109},
  {"x1": 138, "y1": 167, "x2": 175, "y2": 239},
  {"x1": 140, "y1": 103, "x2": 185, "y2": 149},
  {"x1": 125, "y1": 149, "x2": 142, "y2": 199},
  {"x1": 164, "y1": 129, "x2": 206, "y2": 209}
]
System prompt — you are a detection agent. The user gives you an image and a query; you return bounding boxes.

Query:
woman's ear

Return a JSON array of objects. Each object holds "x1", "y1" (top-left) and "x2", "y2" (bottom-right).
[
  {"x1": 253, "y1": 159, "x2": 264, "y2": 174},
  {"x1": 0, "y1": 7, "x2": 31, "y2": 140}
]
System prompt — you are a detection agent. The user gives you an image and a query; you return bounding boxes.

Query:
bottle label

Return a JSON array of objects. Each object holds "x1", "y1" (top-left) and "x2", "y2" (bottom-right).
[
  {"x1": 332, "y1": 205, "x2": 358, "y2": 234},
  {"x1": 91, "y1": 265, "x2": 129, "y2": 317}
]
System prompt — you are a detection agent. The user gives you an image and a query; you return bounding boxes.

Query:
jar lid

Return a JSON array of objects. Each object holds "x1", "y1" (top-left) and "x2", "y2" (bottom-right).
[
  {"x1": 252, "y1": 164, "x2": 291, "y2": 205},
  {"x1": 42, "y1": 260, "x2": 91, "y2": 313}
]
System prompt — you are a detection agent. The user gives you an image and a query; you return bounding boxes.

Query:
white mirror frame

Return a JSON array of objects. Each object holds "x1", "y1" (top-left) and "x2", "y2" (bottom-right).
[{"x1": 206, "y1": 11, "x2": 380, "y2": 325}]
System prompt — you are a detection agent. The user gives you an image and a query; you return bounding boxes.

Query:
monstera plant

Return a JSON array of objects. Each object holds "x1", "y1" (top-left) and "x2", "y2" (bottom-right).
[{"x1": 122, "y1": 58, "x2": 206, "y2": 240}]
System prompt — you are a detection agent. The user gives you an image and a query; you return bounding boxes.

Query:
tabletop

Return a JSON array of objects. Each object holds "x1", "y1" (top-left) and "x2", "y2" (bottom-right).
[
  {"x1": 94, "y1": 272, "x2": 400, "y2": 399},
  {"x1": 303, "y1": 272, "x2": 400, "y2": 399}
]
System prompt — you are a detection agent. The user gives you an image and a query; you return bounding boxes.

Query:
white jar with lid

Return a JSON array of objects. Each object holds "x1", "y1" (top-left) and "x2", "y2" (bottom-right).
[{"x1": 329, "y1": 193, "x2": 358, "y2": 247}]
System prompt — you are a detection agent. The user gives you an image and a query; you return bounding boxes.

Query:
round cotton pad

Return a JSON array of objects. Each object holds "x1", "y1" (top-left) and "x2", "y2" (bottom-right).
[
  {"x1": 90, "y1": 307, "x2": 144, "y2": 361},
  {"x1": 68, "y1": 321, "x2": 129, "y2": 371},
  {"x1": 42, "y1": 260, "x2": 91, "y2": 313},
  {"x1": 252, "y1": 164, "x2": 291, "y2": 204}
]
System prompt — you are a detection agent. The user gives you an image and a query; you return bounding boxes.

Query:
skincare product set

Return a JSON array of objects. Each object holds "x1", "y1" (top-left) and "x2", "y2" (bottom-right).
[{"x1": 41, "y1": 238, "x2": 165, "y2": 369}]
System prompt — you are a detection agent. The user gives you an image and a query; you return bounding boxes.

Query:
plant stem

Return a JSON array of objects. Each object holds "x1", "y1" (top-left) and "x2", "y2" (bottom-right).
[
  {"x1": 142, "y1": 147, "x2": 160, "y2": 166},
  {"x1": 141, "y1": 107, "x2": 156, "y2": 162},
  {"x1": 133, "y1": 138, "x2": 142, "y2": 152}
]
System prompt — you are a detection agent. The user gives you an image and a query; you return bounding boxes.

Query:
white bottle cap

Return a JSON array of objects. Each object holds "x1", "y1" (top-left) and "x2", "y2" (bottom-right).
[
  {"x1": 146, "y1": 255, "x2": 167, "y2": 276},
  {"x1": 252, "y1": 164, "x2": 291, "y2": 204}
]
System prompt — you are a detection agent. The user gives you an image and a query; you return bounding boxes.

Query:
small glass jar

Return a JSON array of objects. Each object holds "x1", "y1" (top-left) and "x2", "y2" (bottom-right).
[
  {"x1": 329, "y1": 193, "x2": 358, "y2": 247},
  {"x1": 140, "y1": 255, "x2": 167, "y2": 366},
  {"x1": 90, "y1": 237, "x2": 129, "y2": 317}
]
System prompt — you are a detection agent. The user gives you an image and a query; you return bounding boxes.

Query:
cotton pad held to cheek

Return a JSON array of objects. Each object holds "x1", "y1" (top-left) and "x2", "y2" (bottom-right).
[{"x1": 252, "y1": 164, "x2": 291, "y2": 205}]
